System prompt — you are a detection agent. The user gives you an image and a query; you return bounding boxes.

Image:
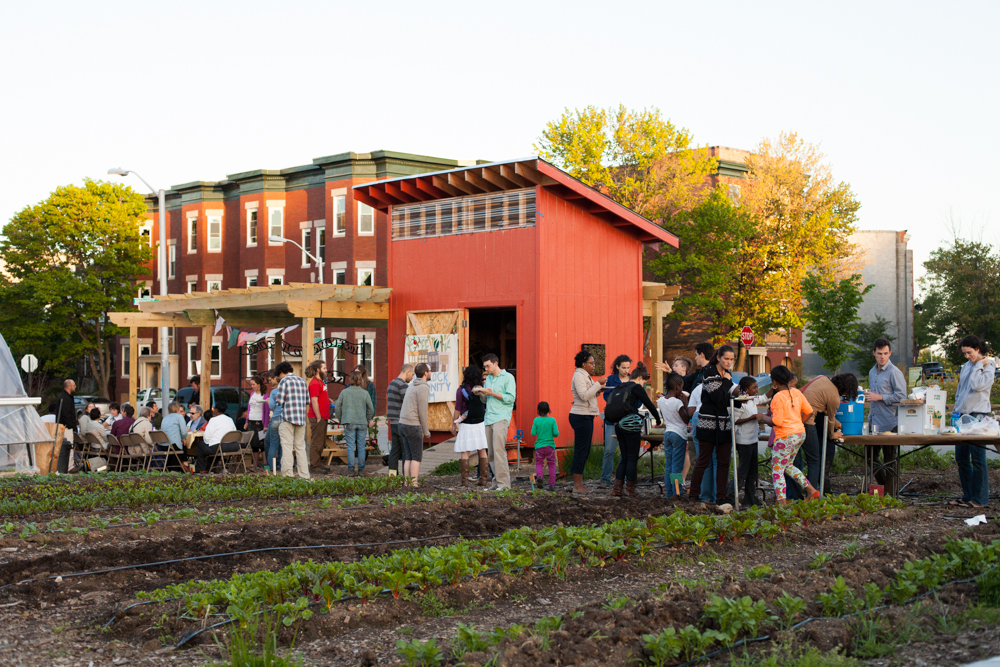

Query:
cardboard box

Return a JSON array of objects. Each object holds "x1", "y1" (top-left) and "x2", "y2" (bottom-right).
[
  {"x1": 924, "y1": 388, "x2": 947, "y2": 434},
  {"x1": 897, "y1": 404, "x2": 924, "y2": 434}
]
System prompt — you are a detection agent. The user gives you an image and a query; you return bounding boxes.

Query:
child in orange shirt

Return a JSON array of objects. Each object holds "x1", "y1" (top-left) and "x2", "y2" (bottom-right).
[{"x1": 758, "y1": 365, "x2": 821, "y2": 503}]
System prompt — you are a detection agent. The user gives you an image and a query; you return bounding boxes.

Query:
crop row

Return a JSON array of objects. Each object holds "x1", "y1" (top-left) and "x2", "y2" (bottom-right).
[
  {"x1": 639, "y1": 536, "x2": 1000, "y2": 665},
  {"x1": 1, "y1": 490, "x2": 505, "y2": 538},
  {"x1": 138, "y1": 493, "x2": 901, "y2": 624},
  {"x1": 0, "y1": 473, "x2": 405, "y2": 517},
  {"x1": 389, "y1": 536, "x2": 999, "y2": 667}
]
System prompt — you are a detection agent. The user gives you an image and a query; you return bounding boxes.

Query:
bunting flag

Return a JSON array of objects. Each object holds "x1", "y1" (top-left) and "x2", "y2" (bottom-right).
[
  {"x1": 228, "y1": 327, "x2": 241, "y2": 349},
  {"x1": 282, "y1": 324, "x2": 300, "y2": 334},
  {"x1": 237, "y1": 331, "x2": 253, "y2": 347},
  {"x1": 255, "y1": 331, "x2": 269, "y2": 341},
  {"x1": 214, "y1": 315, "x2": 225, "y2": 335}
]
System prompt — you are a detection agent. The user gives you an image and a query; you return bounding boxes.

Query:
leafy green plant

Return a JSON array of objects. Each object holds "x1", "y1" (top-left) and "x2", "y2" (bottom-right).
[
  {"x1": 395, "y1": 638, "x2": 443, "y2": 667},
  {"x1": 642, "y1": 628, "x2": 681, "y2": 666},
  {"x1": 703, "y1": 595, "x2": 775, "y2": 643},
  {"x1": 818, "y1": 576, "x2": 863, "y2": 617},
  {"x1": 745, "y1": 564, "x2": 774, "y2": 580},
  {"x1": 772, "y1": 592, "x2": 807, "y2": 629},
  {"x1": 450, "y1": 623, "x2": 489, "y2": 658},
  {"x1": 810, "y1": 552, "x2": 832, "y2": 570},
  {"x1": 677, "y1": 625, "x2": 718, "y2": 661}
]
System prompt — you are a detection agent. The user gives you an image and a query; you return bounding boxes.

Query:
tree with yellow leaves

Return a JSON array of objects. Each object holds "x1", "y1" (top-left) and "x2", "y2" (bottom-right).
[{"x1": 535, "y1": 105, "x2": 718, "y2": 219}]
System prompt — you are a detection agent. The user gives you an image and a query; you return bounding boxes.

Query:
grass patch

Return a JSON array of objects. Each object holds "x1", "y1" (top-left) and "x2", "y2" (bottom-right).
[
  {"x1": 431, "y1": 460, "x2": 461, "y2": 476},
  {"x1": 730, "y1": 643, "x2": 862, "y2": 667}
]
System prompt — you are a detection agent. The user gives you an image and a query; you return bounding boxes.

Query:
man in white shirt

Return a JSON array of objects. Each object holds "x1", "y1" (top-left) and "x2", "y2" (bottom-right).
[{"x1": 196, "y1": 402, "x2": 238, "y2": 472}]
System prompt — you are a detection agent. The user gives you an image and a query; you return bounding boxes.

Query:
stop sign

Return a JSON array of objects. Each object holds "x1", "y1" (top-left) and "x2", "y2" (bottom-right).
[{"x1": 741, "y1": 326, "x2": 755, "y2": 348}]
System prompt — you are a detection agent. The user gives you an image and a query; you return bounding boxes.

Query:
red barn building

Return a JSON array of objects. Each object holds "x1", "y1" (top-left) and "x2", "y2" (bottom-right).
[{"x1": 354, "y1": 157, "x2": 678, "y2": 446}]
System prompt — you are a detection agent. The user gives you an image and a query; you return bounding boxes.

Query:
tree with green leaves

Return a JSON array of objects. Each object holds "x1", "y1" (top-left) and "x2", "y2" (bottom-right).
[
  {"x1": 849, "y1": 315, "x2": 896, "y2": 373},
  {"x1": 918, "y1": 237, "x2": 1000, "y2": 365},
  {"x1": 801, "y1": 272, "x2": 873, "y2": 372},
  {"x1": 0, "y1": 179, "x2": 152, "y2": 398},
  {"x1": 535, "y1": 105, "x2": 718, "y2": 219}
]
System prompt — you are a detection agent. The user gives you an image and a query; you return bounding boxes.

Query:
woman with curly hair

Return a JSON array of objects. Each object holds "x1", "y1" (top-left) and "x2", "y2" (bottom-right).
[
  {"x1": 452, "y1": 365, "x2": 489, "y2": 487},
  {"x1": 569, "y1": 349, "x2": 606, "y2": 494}
]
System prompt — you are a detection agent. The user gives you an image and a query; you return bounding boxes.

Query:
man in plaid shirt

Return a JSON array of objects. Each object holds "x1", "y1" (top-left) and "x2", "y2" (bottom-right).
[{"x1": 273, "y1": 361, "x2": 310, "y2": 479}]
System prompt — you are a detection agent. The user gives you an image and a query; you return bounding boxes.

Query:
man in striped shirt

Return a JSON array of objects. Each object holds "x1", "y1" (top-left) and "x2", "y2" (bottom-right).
[
  {"x1": 273, "y1": 361, "x2": 310, "y2": 479},
  {"x1": 385, "y1": 364, "x2": 414, "y2": 475}
]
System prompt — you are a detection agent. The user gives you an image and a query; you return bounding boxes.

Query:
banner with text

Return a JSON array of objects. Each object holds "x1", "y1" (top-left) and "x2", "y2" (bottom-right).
[{"x1": 405, "y1": 334, "x2": 459, "y2": 403}]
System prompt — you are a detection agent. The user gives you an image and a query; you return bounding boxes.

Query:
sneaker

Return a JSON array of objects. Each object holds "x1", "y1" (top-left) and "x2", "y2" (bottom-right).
[
  {"x1": 717, "y1": 503, "x2": 734, "y2": 513},
  {"x1": 597, "y1": 479, "x2": 612, "y2": 489},
  {"x1": 547, "y1": 484, "x2": 556, "y2": 492},
  {"x1": 382, "y1": 455, "x2": 389, "y2": 466}
]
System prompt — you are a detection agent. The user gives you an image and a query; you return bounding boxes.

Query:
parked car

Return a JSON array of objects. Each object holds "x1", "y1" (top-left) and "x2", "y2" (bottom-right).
[
  {"x1": 921, "y1": 362, "x2": 944, "y2": 379},
  {"x1": 136, "y1": 388, "x2": 177, "y2": 406},
  {"x1": 174, "y1": 386, "x2": 249, "y2": 420},
  {"x1": 73, "y1": 396, "x2": 111, "y2": 417}
]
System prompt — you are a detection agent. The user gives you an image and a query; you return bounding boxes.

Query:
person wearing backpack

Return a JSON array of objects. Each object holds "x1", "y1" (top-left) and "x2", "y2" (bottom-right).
[
  {"x1": 569, "y1": 350, "x2": 606, "y2": 494},
  {"x1": 452, "y1": 365, "x2": 489, "y2": 487},
  {"x1": 607, "y1": 363, "x2": 662, "y2": 496}
]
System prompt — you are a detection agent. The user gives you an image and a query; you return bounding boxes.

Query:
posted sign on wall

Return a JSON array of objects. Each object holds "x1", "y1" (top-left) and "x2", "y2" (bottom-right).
[{"x1": 404, "y1": 334, "x2": 460, "y2": 403}]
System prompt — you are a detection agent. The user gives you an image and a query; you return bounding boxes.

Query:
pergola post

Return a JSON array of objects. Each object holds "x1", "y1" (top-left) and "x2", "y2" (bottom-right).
[
  {"x1": 303, "y1": 316, "x2": 314, "y2": 445},
  {"x1": 128, "y1": 326, "x2": 139, "y2": 409},
  {"x1": 201, "y1": 325, "x2": 212, "y2": 412},
  {"x1": 274, "y1": 332, "x2": 283, "y2": 365},
  {"x1": 649, "y1": 299, "x2": 663, "y2": 394}
]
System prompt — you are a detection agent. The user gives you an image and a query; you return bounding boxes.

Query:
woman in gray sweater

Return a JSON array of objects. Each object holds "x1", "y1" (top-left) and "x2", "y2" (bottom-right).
[
  {"x1": 335, "y1": 370, "x2": 375, "y2": 476},
  {"x1": 953, "y1": 334, "x2": 997, "y2": 508}
]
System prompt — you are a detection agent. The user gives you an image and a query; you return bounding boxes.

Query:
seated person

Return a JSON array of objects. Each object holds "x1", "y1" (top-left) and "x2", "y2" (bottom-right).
[
  {"x1": 196, "y1": 401, "x2": 239, "y2": 472},
  {"x1": 157, "y1": 401, "x2": 190, "y2": 473},
  {"x1": 234, "y1": 406, "x2": 247, "y2": 432},
  {"x1": 80, "y1": 407, "x2": 108, "y2": 450},
  {"x1": 41, "y1": 402, "x2": 58, "y2": 424},
  {"x1": 188, "y1": 404, "x2": 206, "y2": 431},
  {"x1": 110, "y1": 404, "x2": 136, "y2": 441},
  {"x1": 128, "y1": 407, "x2": 155, "y2": 456}
]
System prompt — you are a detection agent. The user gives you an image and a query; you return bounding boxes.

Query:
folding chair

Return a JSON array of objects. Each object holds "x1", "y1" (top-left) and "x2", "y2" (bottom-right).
[
  {"x1": 239, "y1": 431, "x2": 256, "y2": 472},
  {"x1": 83, "y1": 432, "x2": 109, "y2": 472},
  {"x1": 72, "y1": 432, "x2": 93, "y2": 471},
  {"x1": 147, "y1": 431, "x2": 186, "y2": 472},
  {"x1": 106, "y1": 433, "x2": 126, "y2": 472},
  {"x1": 118, "y1": 434, "x2": 147, "y2": 472},
  {"x1": 208, "y1": 431, "x2": 246, "y2": 474}
]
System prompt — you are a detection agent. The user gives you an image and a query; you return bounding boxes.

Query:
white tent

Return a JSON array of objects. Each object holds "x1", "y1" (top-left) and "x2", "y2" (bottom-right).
[{"x1": 0, "y1": 334, "x2": 52, "y2": 474}]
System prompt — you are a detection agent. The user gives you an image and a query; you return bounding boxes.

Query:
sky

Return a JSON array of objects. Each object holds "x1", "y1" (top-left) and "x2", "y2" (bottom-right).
[{"x1": 2, "y1": 0, "x2": 997, "y2": 292}]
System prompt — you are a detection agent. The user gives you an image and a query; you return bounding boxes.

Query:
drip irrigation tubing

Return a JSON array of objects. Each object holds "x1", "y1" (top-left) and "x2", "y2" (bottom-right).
[
  {"x1": 0, "y1": 532, "x2": 501, "y2": 592},
  {"x1": 672, "y1": 562, "x2": 1000, "y2": 667}
]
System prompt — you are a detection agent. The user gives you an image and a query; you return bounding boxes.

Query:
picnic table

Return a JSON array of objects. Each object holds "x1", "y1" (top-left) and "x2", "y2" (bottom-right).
[{"x1": 840, "y1": 433, "x2": 1000, "y2": 497}]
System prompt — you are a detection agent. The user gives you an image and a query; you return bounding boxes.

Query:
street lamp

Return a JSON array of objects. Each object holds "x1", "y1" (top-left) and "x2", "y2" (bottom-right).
[
  {"x1": 270, "y1": 235, "x2": 323, "y2": 284},
  {"x1": 108, "y1": 168, "x2": 170, "y2": 413}
]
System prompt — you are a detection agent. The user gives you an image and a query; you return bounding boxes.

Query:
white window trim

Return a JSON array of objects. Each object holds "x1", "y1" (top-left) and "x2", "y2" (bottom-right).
[
  {"x1": 187, "y1": 281, "x2": 197, "y2": 293},
  {"x1": 356, "y1": 332, "x2": 375, "y2": 378},
  {"x1": 186, "y1": 212, "x2": 198, "y2": 254},
  {"x1": 167, "y1": 240, "x2": 177, "y2": 279},
  {"x1": 267, "y1": 202, "x2": 285, "y2": 245},
  {"x1": 207, "y1": 213, "x2": 223, "y2": 253},
  {"x1": 187, "y1": 342, "x2": 199, "y2": 377},
  {"x1": 357, "y1": 201, "x2": 375, "y2": 236},
  {"x1": 210, "y1": 343, "x2": 222, "y2": 379},
  {"x1": 269, "y1": 276, "x2": 284, "y2": 286},
  {"x1": 247, "y1": 276, "x2": 258, "y2": 287},
  {"x1": 207, "y1": 280, "x2": 222, "y2": 293},
  {"x1": 247, "y1": 349, "x2": 258, "y2": 377},
  {"x1": 247, "y1": 207, "x2": 259, "y2": 247},
  {"x1": 332, "y1": 190, "x2": 347, "y2": 237},
  {"x1": 333, "y1": 269, "x2": 346, "y2": 285},
  {"x1": 122, "y1": 343, "x2": 130, "y2": 378},
  {"x1": 357, "y1": 267, "x2": 374, "y2": 286},
  {"x1": 141, "y1": 221, "x2": 154, "y2": 248},
  {"x1": 301, "y1": 228, "x2": 312, "y2": 267}
]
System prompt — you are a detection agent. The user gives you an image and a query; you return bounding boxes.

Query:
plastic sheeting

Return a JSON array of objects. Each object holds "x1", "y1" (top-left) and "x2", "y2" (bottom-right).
[{"x1": 0, "y1": 334, "x2": 51, "y2": 474}]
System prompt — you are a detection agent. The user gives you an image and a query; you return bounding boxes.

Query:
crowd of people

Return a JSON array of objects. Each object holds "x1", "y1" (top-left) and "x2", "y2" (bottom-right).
[{"x1": 41, "y1": 332, "x2": 997, "y2": 506}]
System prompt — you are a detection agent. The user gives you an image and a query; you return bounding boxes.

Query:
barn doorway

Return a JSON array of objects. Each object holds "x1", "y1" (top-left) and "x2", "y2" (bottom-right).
[{"x1": 467, "y1": 308, "x2": 517, "y2": 379}]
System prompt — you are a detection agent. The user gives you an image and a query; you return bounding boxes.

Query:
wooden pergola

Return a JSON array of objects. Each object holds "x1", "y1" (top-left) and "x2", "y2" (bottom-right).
[
  {"x1": 643, "y1": 282, "x2": 680, "y2": 392},
  {"x1": 109, "y1": 284, "x2": 391, "y2": 411}
]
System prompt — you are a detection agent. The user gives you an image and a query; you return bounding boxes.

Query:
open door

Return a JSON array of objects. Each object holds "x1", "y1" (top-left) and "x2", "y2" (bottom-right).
[{"x1": 404, "y1": 309, "x2": 469, "y2": 433}]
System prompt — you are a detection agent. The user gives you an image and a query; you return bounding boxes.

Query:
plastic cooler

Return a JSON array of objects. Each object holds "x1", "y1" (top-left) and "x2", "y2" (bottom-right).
[{"x1": 836, "y1": 392, "x2": 865, "y2": 436}]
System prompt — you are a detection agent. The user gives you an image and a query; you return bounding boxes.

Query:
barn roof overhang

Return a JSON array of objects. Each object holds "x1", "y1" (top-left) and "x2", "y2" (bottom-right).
[{"x1": 352, "y1": 157, "x2": 679, "y2": 248}]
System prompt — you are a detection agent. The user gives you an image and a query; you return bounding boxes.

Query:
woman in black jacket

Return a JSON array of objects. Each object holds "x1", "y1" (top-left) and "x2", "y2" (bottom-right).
[
  {"x1": 611, "y1": 363, "x2": 662, "y2": 497},
  {"x1": 685, "y1": 345, "x2": 737, "y2": 507}
]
